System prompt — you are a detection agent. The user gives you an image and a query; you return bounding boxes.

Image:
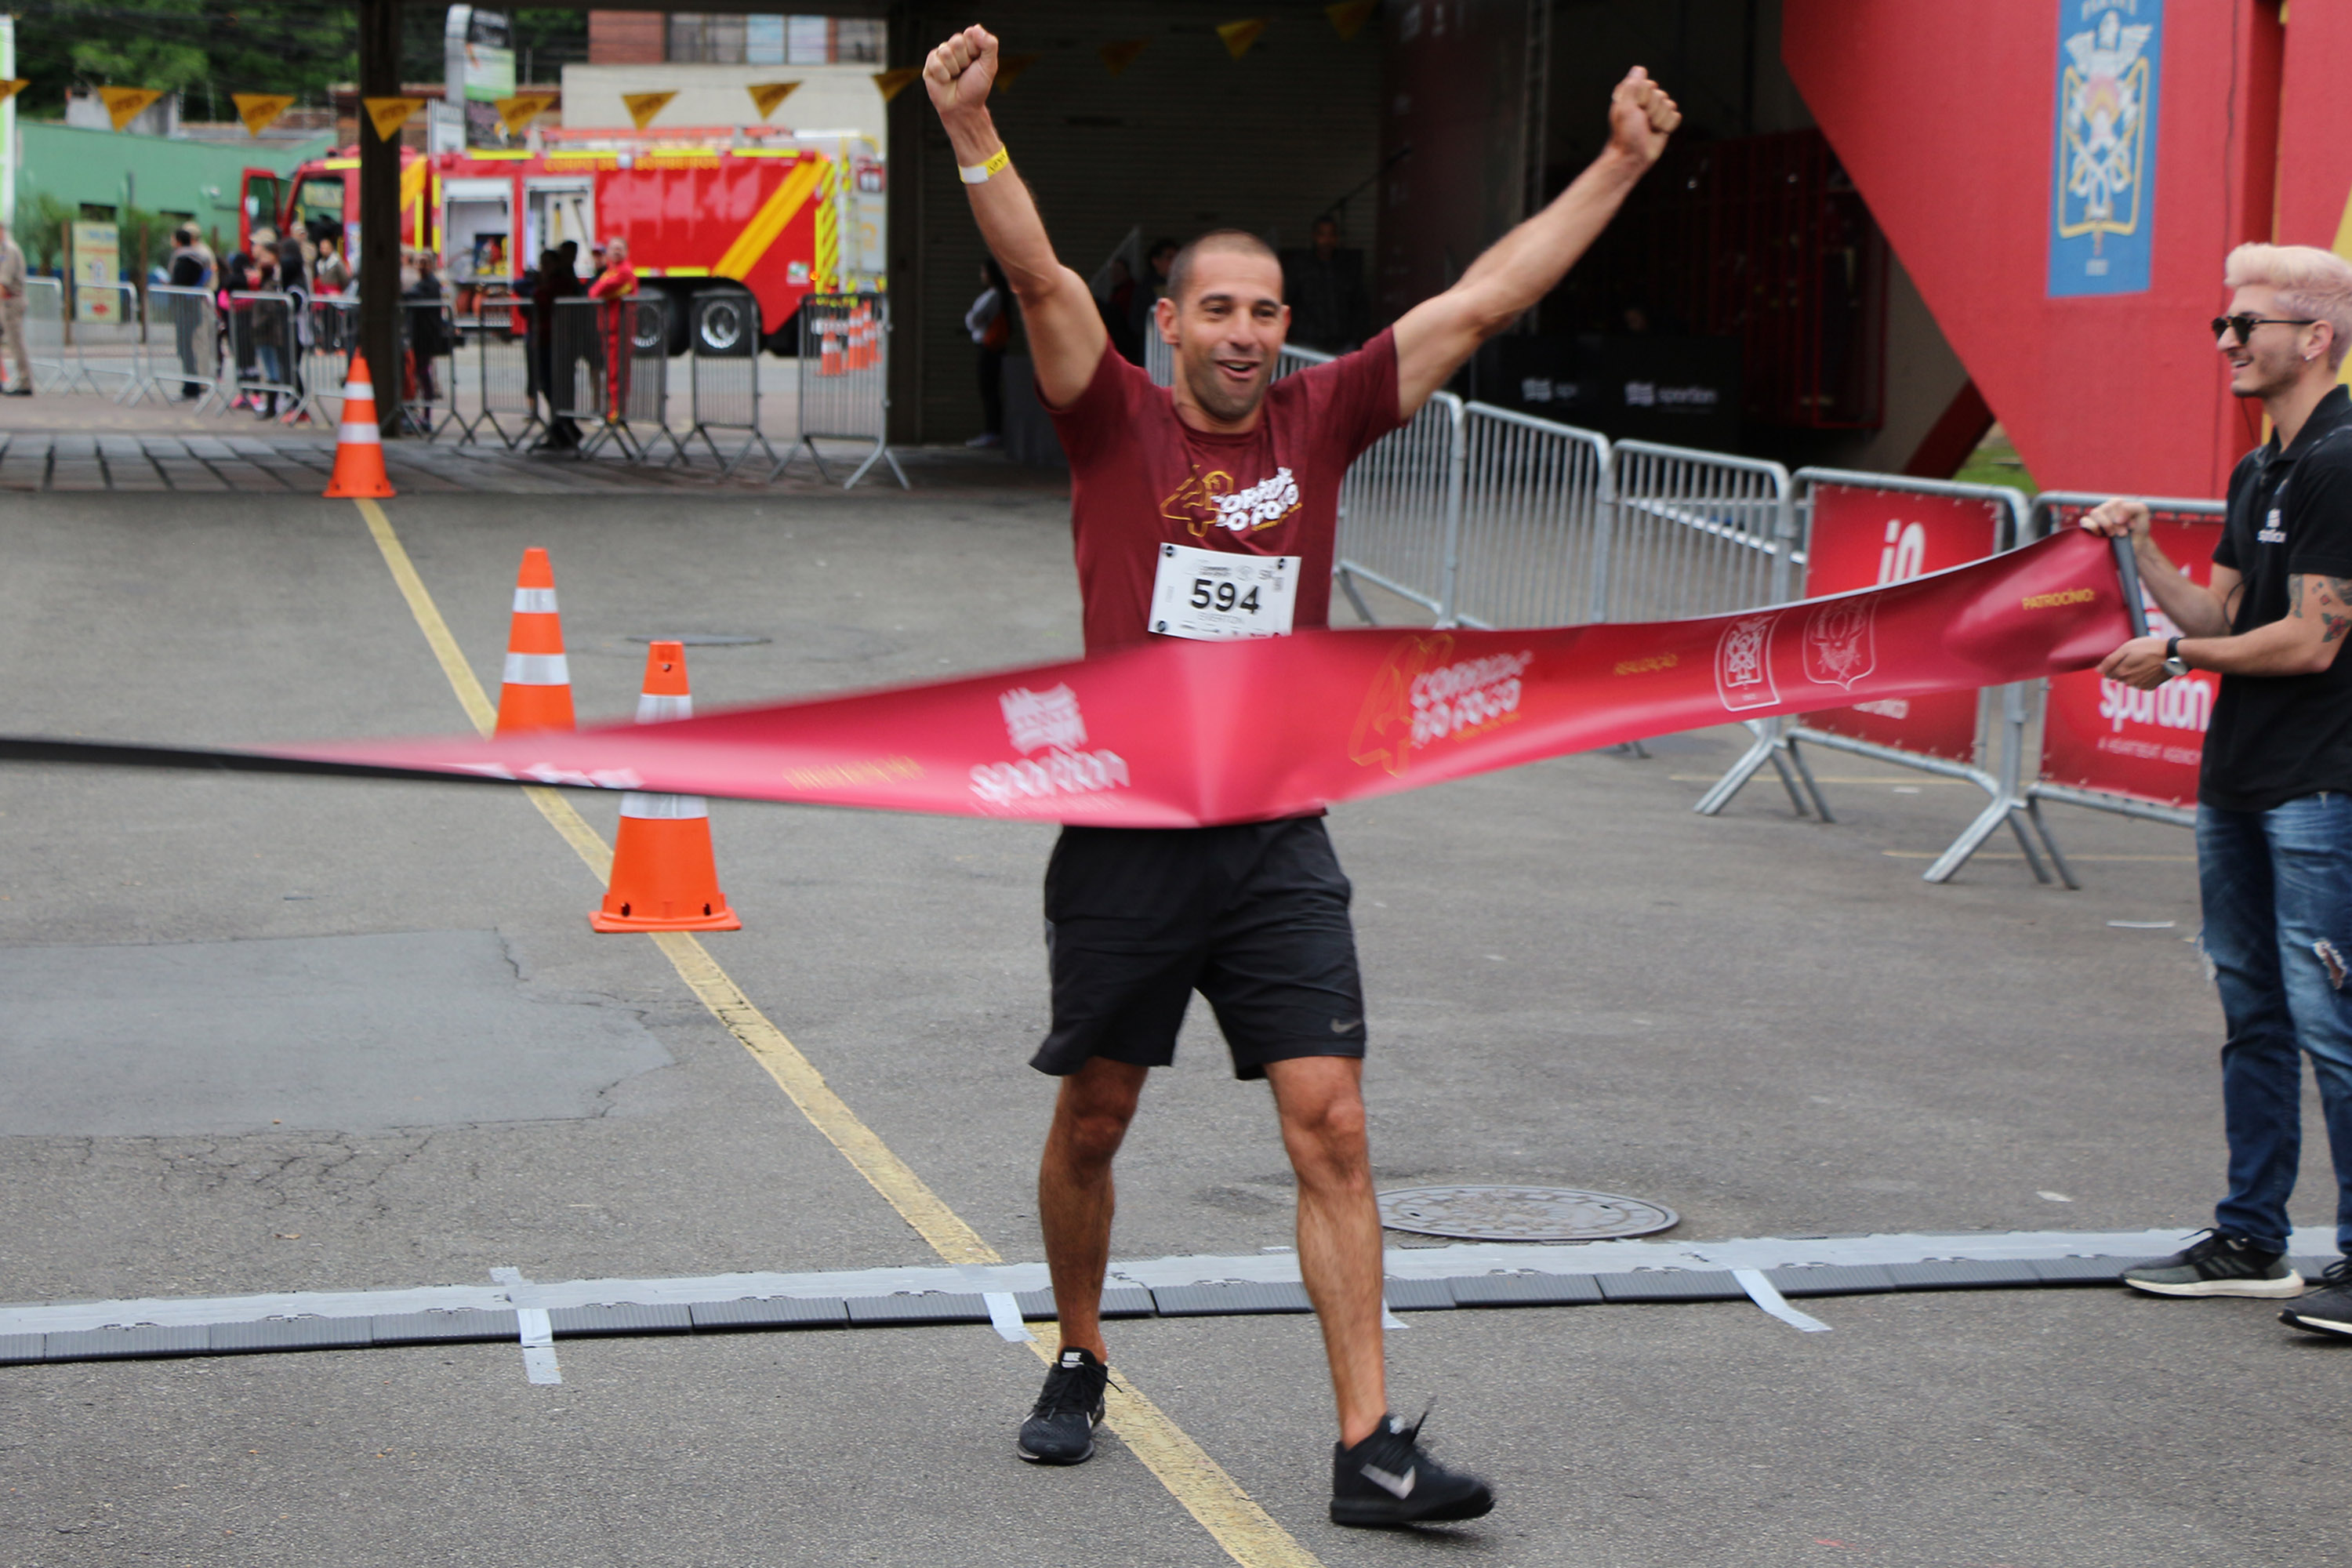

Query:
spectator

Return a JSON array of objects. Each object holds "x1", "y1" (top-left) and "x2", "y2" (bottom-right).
[
  {"x1": 0, "y1": 218, "x2": 32, "y2": 396},
  {"x1": 219, "y1": 241, "x2": 260, "y2": 408},
  {"x1": 1098, "y1": 256, "x2": 1140, "y2": 366},
  {"x1": 1282, "y1": 216, "x2": 1371, "y2": 353},
  {"x1": 312, "y1": 225, "x2": 350, "y2": 296},
  {"x1": 166, "y1": 224, "x2": 211, "y2": 401},
  {"x1": 249, "y1": 240, "x2": 287, "y2": 417},
  {"x1": 965, "y1": 256, "x2": 1011, "y2": 447},
  {"x1": 532, "y1": 241, "x2": 586, "y2": 451},
  {"x1": 405, "y1": 251, "x2": 449, "y2": 425},
  {"x1": 1127, "y1": 236, "x2": 1178, "y2": 361},
  {"x1": 274, "y1": 236, "x2": 311, "y2": 425},
  {"x1": 586, "y1": 237, "x2": 638, "y2": 426},
  {"x1": 2084, "y1": 242, "x2": 2352, "y2": 1334}
]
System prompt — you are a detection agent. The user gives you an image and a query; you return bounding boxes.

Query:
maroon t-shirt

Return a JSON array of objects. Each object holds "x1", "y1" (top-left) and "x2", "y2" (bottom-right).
[{"x1": 1048, "y1": 330, "x2": 1405, "y2": 655}]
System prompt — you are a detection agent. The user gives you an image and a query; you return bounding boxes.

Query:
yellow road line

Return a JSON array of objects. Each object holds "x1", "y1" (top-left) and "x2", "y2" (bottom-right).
[{"x1": 354, "y1": 499, "x2": 1319, "y2": 1568}]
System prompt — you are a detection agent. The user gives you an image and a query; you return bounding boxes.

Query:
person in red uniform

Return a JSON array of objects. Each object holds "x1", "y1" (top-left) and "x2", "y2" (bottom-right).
[
  {"x1": 586, "y1": 236, "x2": 639, "y2": 426},
  {"x1": 923, "y1": 23, "x2": 1679, "y2": 1528}
]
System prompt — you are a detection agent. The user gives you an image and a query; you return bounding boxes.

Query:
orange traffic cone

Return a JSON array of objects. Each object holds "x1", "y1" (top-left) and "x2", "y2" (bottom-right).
[
  {"x1": 819, "y1": 323, "x2": 843, "y2": 376},
  {"x1": 321, "y1": 354, "x2": 397, "y2": 499},
  {"x1": 494, "y1": 547, "x2": 577, "y2": 735},
  {"x1": 849, "y1": 303, "x2": 869, "y2": 368},
  {"x1": 590, "y1": 641, "x2": 739, "y2": 933}
]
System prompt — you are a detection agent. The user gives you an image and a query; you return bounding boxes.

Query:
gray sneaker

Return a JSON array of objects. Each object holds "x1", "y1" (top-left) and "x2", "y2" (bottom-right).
[
  {"x1": 2122, "y1": 1229, "x2": 2304, "y2": 1298},
  {"x1": 2279, "y1": 1258, "x2": 2352, "y2": 1338}
]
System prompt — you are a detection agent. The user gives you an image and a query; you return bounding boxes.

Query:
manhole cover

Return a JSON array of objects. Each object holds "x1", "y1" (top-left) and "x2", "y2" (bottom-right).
[
  {"x1": 625, "y1": 633, "x2": 771, "y2": 647},
  {"x1": 1376, "y1": 1185, "x2": 1679, "y2": 1242}
]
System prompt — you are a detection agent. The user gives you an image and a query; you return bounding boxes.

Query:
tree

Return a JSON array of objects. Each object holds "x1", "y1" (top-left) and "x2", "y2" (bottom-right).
[
  {"x1": 14, "y1": 191, "x2": 77, "y2": 272},
  {"x1": 8, "y1": 2, "x2": 360, "y2": 118}
]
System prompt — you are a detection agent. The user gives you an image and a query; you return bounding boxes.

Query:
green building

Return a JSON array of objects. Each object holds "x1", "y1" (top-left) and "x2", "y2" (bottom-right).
[{"x1": 10, "y1": 121, "x2": 332, "y2": 272}]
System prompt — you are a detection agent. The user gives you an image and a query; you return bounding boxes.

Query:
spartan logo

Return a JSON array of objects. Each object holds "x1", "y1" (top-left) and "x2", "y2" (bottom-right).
[
  {"x1": 1000, "y1": 684, "x2": 1088, "y2": 754},
  {"x1": 1713, "y1": 614, "x2": 1780, "y2": 712},
  {"x1": 1802, "y1": 600, "x2": 1877, "y2": 691}
]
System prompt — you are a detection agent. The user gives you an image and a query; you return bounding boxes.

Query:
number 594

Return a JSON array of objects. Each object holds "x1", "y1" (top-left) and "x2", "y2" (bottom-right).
[{"x1": 1189, "y1": 579, "x2": 1261, "y2": 614}]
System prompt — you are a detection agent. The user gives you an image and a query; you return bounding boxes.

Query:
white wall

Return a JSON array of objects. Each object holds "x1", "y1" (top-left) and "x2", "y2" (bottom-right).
[{"x1": 559, "y1": 63, "x2": 887, "y2": 153}]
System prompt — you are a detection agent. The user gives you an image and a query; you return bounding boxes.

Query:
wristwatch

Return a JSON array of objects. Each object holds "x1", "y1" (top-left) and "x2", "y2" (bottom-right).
[{"x1": 2161, "y1": 636, "x2": 2190, "y2": 680}]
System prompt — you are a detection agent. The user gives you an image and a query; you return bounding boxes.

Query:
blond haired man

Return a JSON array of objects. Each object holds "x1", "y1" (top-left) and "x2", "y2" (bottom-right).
[{"x1": 2084, "y1": 243, "x2": 2352, "y2": 1335}]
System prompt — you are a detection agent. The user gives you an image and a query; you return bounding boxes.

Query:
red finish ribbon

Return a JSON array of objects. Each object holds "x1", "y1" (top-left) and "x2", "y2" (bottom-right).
[{"x1": 2, "y1": 531, "x2": 2134, "y2": 826}]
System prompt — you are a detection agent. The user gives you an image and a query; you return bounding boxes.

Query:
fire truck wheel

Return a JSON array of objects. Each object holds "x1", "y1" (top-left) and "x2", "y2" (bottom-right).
[{"x1": 692, "y1": 289, "x2": 759, "y2": 358}]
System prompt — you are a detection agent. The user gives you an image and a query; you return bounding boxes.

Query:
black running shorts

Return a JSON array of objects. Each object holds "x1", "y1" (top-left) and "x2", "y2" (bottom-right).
[{"x1": 1033, "y1": 816, "x2": 1368, "y2": 1080}]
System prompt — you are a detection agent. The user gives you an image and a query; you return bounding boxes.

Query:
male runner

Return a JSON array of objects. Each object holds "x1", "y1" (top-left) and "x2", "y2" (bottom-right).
[{"x1": 922, "y1": 24, "x2": 1679, "y2": 1528}]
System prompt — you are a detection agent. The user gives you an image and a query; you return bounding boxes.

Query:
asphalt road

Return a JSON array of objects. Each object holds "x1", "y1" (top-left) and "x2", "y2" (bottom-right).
[{"x1": 0, "y1": 488, "x2": 2341, "y2": 1566}]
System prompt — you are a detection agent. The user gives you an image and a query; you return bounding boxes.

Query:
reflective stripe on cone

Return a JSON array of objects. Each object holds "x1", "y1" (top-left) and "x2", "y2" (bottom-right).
[
  {"x1": 592, "y1": 639, "x2": 738, "y2": 932},
  {"x1": 495, "y1": 546, "x2": 576, "y2": 734}
]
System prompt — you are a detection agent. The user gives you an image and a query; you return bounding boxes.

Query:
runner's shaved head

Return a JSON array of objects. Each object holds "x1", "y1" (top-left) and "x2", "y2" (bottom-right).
[{"x1": 1167, "y1": 230, "x2": 1282, "y2": 306}]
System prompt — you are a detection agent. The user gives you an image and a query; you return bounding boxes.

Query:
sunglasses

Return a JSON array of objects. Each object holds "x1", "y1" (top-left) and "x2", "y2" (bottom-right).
[{"x1": 2212, "y1": 313, "x2": 2318, "y2": 346}]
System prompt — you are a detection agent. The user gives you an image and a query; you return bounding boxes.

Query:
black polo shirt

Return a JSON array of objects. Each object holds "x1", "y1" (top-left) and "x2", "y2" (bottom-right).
[{"x1": 2204, "y1": 383, "x2": 2352, "y2": 811}]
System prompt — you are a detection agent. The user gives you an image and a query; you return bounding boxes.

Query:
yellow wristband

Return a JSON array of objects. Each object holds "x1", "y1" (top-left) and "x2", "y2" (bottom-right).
[{"x1": 958, "y1": 146, "x2": 1011, "y2": 185}]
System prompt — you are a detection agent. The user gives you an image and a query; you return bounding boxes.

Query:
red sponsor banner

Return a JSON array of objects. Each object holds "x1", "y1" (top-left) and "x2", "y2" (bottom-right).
[
  {"x1": 2038, "y1": 507, "x2": 2222, "y2": 809},
  {"x1": 1799, "y1": 483, "x2": 2009, "y2": 762},
  {"x1": 131, "y1": 530, "x2": 2132, "y2": 827}
]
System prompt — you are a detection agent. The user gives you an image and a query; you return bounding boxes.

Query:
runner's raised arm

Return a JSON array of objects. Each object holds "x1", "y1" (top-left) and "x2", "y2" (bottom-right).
[
  {"x1": 925, "y1": 25, "x2": 1106, "y2": 408},
  {"x1": 1391, "y1": 67, "x2": 1681, "y2": 418}
]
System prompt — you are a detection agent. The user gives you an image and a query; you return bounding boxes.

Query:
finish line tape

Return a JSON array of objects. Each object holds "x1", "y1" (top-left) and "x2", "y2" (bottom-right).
[
  {"x1": 0, "y1": 531, "x2": 2133, "y2": 829},
  {"x1": 1733, "y1": 1268, "x2": 1833, "y2": 1333}
]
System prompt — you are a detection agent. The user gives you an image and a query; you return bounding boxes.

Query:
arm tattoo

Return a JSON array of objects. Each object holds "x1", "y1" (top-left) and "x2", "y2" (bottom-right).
[{"x1": 2293, "y1": 575, "x2": 2307, "y2": 615}]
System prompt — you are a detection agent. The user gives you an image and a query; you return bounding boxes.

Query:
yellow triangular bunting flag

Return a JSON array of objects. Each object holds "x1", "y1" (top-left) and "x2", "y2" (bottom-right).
[
  {"x1": 232, "y1": 93, "x2": 295, "y2": 137},
  {"x1": 1216, "y1": 19, "x2": 1269, "y2": 60},
  {"x1": 0, "y1": 80, "x2": 29, "y2": 106},
  {"x1": 364, "y1": 96, "x2": 426, "y2": 142},
  {"x1": 872, "y1": 67, "x2": 921, "y2": 103},
  {"x1": 1099, "y1": 39, "x2": 1149, "y2": 77},
  {"x1": 494, "y1": 93, "x2": 556, "y2": 136},
  {"x1": 622, "y1": 90, "x2": 677, "y2": 130},
  {"x1": 1325, "y1": 0, "x2": 1378, "y2": 42},
  {"x1": 746, "y1": 81, "x2": 800, "y2": 119},
  {"x1": 994, "y1": 53, "x2": 1042, "y2": 92},
  {"x1": 99, "y1": 85, "x2": 165, "y2": 131}
]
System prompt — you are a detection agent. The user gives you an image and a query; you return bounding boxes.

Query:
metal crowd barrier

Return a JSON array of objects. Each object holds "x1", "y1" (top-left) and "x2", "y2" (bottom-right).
[
  {"x1": 303, "y1": 297, "x2": 358, "y2": 424},
  {"x1": 552, "y1": 295, "x2": 673, "y2": 462},
  {"x1": 782, "y1": 293, "x2": 906, "y2": 488},
  {"x1": 470, "y1": 286, "x2": 540, "y2": 449},
  {"x1": 140, "y1": 285, "x2": 221, "y2": 411},
  {"x1": 1450, "y1": 404, "x2": 1613, "y2": 630},
  {"x1": 685, "y1": 292, "x2": 775, "y2": 474},
  {"x1": 401, "y1": 299, "x2": 460, "y2": 438},
  {"x1": 71, "y1": 281, "x2": 143, "y2": 400},
  {"x1": 22, "y1": 277, "x2": 67, "y2": 391},
  {"x1": 224, "y1": 291, "x2": 302, "y2": 416},
  {"x1": 1145, "y1": 326, "x2": 1174, "y2": 388},
  {"x1": 1693, "y1": 470, "x2": 2060, "y2": 884},
  {"x1": 1603, "y1": 441, "x2": 1795, "y2": 621},
  {"x1": 2022, "y1": 490, "x2": 2223, "y2": 852}
]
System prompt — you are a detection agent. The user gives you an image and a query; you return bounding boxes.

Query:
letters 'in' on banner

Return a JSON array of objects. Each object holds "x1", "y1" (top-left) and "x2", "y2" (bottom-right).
[{"x1": 1798, "y1": 485, "x2": 2007, "y2": 763}]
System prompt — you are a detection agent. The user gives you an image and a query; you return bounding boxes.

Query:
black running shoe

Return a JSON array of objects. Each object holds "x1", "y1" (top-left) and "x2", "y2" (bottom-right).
[
  {"x1": 2120, "y1": 1229, "x2": 2303, "y2": 1298},
  {"x1": 1330, "y1": 1410, "x2": 1494, "y2": 1529},
  {"x1": 1018, "y1": 1347, "x2": 1108, "y2": 1465},
  {"x1": 2280, "y1": 1258, "x2": 2352, "y2": 1338}
]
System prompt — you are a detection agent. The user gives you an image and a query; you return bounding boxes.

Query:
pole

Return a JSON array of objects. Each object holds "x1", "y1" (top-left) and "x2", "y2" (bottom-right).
[{"x1": 358, "y1": 0, "x2": 403, "y2": 437}]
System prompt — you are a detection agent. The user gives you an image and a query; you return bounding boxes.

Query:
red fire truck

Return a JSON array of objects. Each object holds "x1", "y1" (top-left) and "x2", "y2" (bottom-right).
[{"x1": 241, "y1": 126, "x2": 884, "y2": 356}]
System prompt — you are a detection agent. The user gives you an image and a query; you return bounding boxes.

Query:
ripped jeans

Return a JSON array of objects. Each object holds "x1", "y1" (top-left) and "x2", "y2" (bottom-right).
[{"x1": 2198, "y1": 791, "x2": 2352, "y2": 1254}]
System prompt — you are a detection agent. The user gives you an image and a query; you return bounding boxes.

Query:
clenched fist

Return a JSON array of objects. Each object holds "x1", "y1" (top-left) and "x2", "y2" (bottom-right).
[
  {"x1": 926, "y1": 24, "x2": 1000, "y2": 121},
  {"x1": 1608, "y1": 67, "x2": 1682, "y2": 165}
]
